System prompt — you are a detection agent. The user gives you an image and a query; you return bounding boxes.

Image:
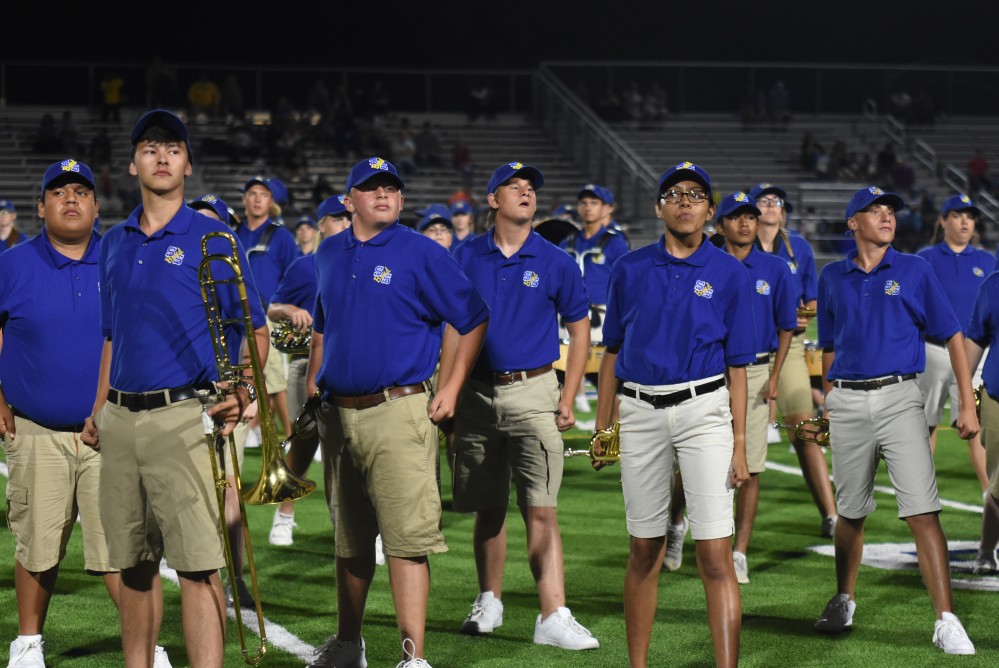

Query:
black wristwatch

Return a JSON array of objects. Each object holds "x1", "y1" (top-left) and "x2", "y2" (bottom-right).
[{"x1": 235, "y1": 379, "x2": 257, "y2": 403}]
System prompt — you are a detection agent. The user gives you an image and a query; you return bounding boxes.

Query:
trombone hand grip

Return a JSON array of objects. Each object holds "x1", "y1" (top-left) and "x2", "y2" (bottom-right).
[
  {"x1": 772, "y1": 418, "x2": 830, "y2": 447},
  {"x1": 565, "y1": 422, "x2": 621, "y2": 465}
]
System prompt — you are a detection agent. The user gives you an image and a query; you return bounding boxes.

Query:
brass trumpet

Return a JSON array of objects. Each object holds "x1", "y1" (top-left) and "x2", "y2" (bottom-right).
[
  {"x1": 269, "y1": 319, "x2": 311, "y2": 355},
  {"x1": 565, "y1": 422, "x2": 621, "y2": 463},
  {"x1": 198, "y1": 231, "x2": 317, "y2": 665},
  {"x1": 772, "y1": 418, "x2": 830, "y2": 446},
  {"x1": 797, "y1": 306, "x2": 817, "y2": 319}
]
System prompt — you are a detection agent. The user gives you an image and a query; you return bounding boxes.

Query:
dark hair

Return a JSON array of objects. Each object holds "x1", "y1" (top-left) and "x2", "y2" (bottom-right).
[{"x1": 130, "y1": 126, "x2": 185, "y2": 160}]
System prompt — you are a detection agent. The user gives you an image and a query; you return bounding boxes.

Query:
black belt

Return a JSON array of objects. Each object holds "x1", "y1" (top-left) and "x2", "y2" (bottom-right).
[
  {"x1": 750, "y1": 352, "x2": 771, "y2": 366},
  {"x1": 624, "y1": 377, "x2": 726, "y2": 409},
  {"x1": 11, "y1": 407, "x2": 85, "y2": 433},
  {"x1": 107, "y1": 382, "x2": 217, "y2": 412},
  {"x1": 833, "y1": 374, "x2": 916, "y2": 391}
]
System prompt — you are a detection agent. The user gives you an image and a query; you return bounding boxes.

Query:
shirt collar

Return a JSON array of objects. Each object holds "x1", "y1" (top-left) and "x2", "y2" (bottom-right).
[
  {"x1": 40, "y1": 227, "x2": 101, "y2": 268},
  {"x1": 654, "y1": 233, "x2": 713, "y2": 267},
  {"x1": 342, "y1": 220, "x2": 402, "y2": 249},
  {"x1": 123, "y1": 203, "x2": 196, "y2": 239},
  {"x1": 842, "y1": 245, "x2": 897, "y2": 273},
  {"x1": 482, "y1": 227, "x2": 542, "y2": 258},
  {"x1": 936, "y1": 241, "x2": 974, "y2": 257}
]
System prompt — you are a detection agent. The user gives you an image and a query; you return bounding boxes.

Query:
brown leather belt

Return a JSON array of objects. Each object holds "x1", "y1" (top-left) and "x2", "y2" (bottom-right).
[
  {"x1": 472, "y1": 363, "x2": 553, "y2": 386},
  {"x1": 329, "y1": 383, "x2": 427, "y2": 410}
]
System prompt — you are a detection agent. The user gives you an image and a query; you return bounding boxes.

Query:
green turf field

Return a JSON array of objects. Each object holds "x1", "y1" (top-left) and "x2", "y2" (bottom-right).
[{"x1": 1, "y1": 408, "x2": 996, "y2": 667}]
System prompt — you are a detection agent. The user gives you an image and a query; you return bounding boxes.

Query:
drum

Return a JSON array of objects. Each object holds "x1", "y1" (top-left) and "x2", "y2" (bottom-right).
[
  {"x1": 804, "y1": 339, "x2": 822, "y2": 378},
  {"x1": 554, "y1": 306, "x2": 606, "y2": 375}
]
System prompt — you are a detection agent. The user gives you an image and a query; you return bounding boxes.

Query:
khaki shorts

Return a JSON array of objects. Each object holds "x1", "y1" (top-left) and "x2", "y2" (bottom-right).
[
  {"x1": 826, "y1": 379, "x2": 940, "y2": 519},
  {"x1": 318, "y1": 391, "x2": 445, "y2": 559},
  {"x1": 224, "y1": 420, "x2": 247, "y2": 478},
  {"x1": 918, "y1": 342, "x2": 986, "y2": 427},
  {"x1": 263, "y1": 319, "x2": 288, "y2": 394},
  {"x1": 452, "y1": 371, "x2": 565, "y2": 512},
  {"x1": 746, "y1": 361, "x2": 771, "y2": 473},
  {"x1": 772, "y1": 332, "x2": 813, "y2": 418},
  {"x1": 4, "y1": 418, "x2": 113, "y2": 572},
  {"x1": 286, "y1": 356, "x2": 310, "y2": 422},
  {"x1": 97, "y1": 398, "x2": 224, "y2": 572},
  {"x1": 978, "y1": 391, "x2": 999, "y2": 499}
]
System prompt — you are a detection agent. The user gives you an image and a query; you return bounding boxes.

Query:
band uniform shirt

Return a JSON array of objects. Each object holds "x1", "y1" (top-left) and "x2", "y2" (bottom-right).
[
  {"x1": 99, "y1": 205, "x2": 266, "y2": 393},
  {"x1": 817, "y1": 246, "x2": 960, "y2": 381},
  {"x1": 271, "y1": 253, "x2": 317, "y2": 313},
  {"x1": 916, "y1": 241, "x2": 995, "y2": 333},
  {"x1": 966, "y1": 271, "x2": 999, "y2": 397},
  {"x1": 559, "y1": 225, "x2": 630, "y2": 305},
  {"x1": 234, "y1": 217, "x2": 301, "y2": 308},
  {"x1": 313, "y1": 222, "x2": 488, "y2": 396},
  {"x1": 773, "y1": 232, "x2": 818, "y2": 304},
  {"x1": 0, "y1": 229, "x2": 103, "y2": 426},
  {"x1": 603, "y1": 234, "x2": 757, "y2": 385},
  {"x1": 455, "y1": 229, "x2": 588, "y2": 372},
  {"x1": 738, "y1": 246, "x2": 798, "y2": 354}
]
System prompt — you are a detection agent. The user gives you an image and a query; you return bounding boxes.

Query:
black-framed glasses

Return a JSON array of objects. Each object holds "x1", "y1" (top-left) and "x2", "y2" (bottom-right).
[
  {"x1": 661, "y1": 188, "x2": 709, "y2": 204},
  {"x1": 757, "y1": 196, "x2": 784, "y2": 208}
]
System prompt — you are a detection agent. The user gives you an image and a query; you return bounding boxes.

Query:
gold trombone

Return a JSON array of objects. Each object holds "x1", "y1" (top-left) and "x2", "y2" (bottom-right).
[
  {"x1": 198, "y1": 231, "x2": 317, "y2": 665},
  {"x1": 772, "y1": 418, "x2": 830, "y2": 446},
  {"x1": 565, "y1": 422, "x2": 621, "y2": 464}
]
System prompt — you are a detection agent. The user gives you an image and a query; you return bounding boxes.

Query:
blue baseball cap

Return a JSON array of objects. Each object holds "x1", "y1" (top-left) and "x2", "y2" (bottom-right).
[
  {"x1": 748, "y1": 182, "x2": 794, "y2": 213},
  {"x1": 940, "y1": 193, "x2": 982, "y2": 217},
  {"x1": 658, "y1": 161, "x2": 711, "y2": 196},
  {"x1": 486, "y1": 162, "x2": 544, "y2": 197},
  {"x1": 552, "y1": 203, "x2": 578, "y2": 220},
  {"x1": 41, "y1": 159, "x2": 96, "y2": 195},
  {"x1": 0, "y1": 199, "x2": 15, "y2": 212},
  {"x1": 450, "y1": 200, "x2": 473, "y2": 216},
  {"x1": 417, "y1": 203, "x2": 453, "y2": 231},
  {"x1": 317, "y1": 194, "x2": 349, "y2": 219},
  {"x1": 716, "y1": 191, "x2": 761, "y2": 220},
  {"x1": 190, "y1": 193, "x2": 234, "y2": 225},
  {"x1": 130, "y1": 109, "x2": 193, "y2": 164},
  {"x1": 269, "y1": 178, "x2": 289, "y2": 205},
  {"x1": 345, "y1": 157, "x2": 405, "y2": 192},
  {"x1": 578, "y1": 183, "x2": 615, "y2": 205},
  {"x1": 294, "y1": 215, "x2": 317, "y2": 230},
  {"x1": 241, "y1": 175, "x2": 272, "y2": 194},
  {"x1": 845, "y1": 186, "x2": 906, "y2": 221}
]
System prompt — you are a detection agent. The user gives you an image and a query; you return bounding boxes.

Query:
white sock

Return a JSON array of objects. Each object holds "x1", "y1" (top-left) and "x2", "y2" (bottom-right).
[
  {"x1": 276, "y1": 511, "x2": 294, "y2": 520},
  {"x1": 940, "y1": 611, "x2": 958, "y2": 623},
  {"x1": 17, "y1": 634, "x2": 42, "y2": 644}
]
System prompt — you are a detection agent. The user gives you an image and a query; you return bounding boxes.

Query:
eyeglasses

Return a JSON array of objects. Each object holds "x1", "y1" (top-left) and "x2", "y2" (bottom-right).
[
  {"x1": 757, "y1": 197, "x2": 784, "y2": 208},
  {"x1": 660, "y1": 189, "x2": 709, "y2": 204}
]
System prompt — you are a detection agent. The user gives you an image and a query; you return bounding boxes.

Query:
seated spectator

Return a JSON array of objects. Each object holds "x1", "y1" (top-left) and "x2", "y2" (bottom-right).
[{"x1": 415, "y1": 121, "x2": 444, "y2": 168}]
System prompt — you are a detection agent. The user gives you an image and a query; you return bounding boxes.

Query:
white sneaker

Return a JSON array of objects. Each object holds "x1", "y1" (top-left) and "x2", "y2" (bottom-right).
[
  {"x1": 733, "y1": 551, "x2": 750, "y2": 584},
  {"x1": 933, "y1": 612, "x2": 975, "y2": 655},
  {"x1": 971, "y1": 548, "x2": 998, "y2": 574},
  {"x1": 245, "y1": 425, "x2": 262, "y2": 449},
  {"x1": 533, "y1": 607, "x2": 599, "y2": 650},
  {"x1": 7, "y1": 637, "x2": 45, "y2": 668},
  {"x1": 153, "y1": 645, "x2": 172, "y2": 668},
  {"x1": 461, "y1": 591, "x2": 504, "y2": 634},
  {"x1": 574, "y1": 395, "x2": 590, "y2": 413},
  {"x1": 269, "y1": 510, "x2": 297, "y2": 546},
  {"x1": 395, "y1": 637, "x2": 432, "y2": 668},
  {"x1": 374, "y1": 534, "x2": 386, "y2": 566},
  {"x1": 767, "y1": 424, "x2": 781, "y2": 444},
  {"x1": 662, "y1": 517, "x2": 689, "y2": 572},
  {"x1": 308, "y1": 635, "x2": 367, "y2": 668}
]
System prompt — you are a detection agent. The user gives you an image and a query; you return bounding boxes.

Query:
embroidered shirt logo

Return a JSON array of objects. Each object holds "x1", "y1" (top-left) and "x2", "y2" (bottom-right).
[
  {"x1": 884, "y1": 280, "x2": 901, "y2": 296},
  {"x1": 373, "y1": 265, "x2": 392, "y2": 284},
  {"x1": 164, "y1": 246, "x2": 185, "y2": 266},
  {"x1": 522, "y1": 271, "x2": 539, "y2": 288},
  {"x1": 974, "y1": 267, "x2": 985, "y2": 277},
  {"x1": 756, "y1": 280, "x2": 771, "y2": 295},
  {"x1": 787, "y1": 260, "x2": 798, "y2": 275},
  {"x1": 694, "y1": 280, "x2": 714, "y2": 299}
]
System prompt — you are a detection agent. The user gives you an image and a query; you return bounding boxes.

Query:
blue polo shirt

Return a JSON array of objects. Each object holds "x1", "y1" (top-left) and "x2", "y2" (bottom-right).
[
  {"x1": 737, "y1": 246, "x2": 798, "y2": 354},
  {"x1": 271, "y1": 254, "x2": 316, "y2": 312},
  {"x1": 313, "y1": 222, "x2": 488, "y2": 396},
  {"x1": 559, "y1": 225, "x2": 629, "y2": 305},
  {"x1": 603, "y1": 235, "x2": 757, "y2": 385},
  {"x1": 916, "y1": 242, "x2": 995, "y2": 333},
  {"x1": 234, "y1": 219, "x2": 301, "y2": 308},
  {"x1": 967, "y1": 272, "x2": 999, "y2": 396},
  {"x1": 0, "y1": 229, "x2": 103, "y2": 426},
  {"x1": 99, "y1": 204, "x2": 267, "y2": 392},
  {"x1": 772, "y1": 232, "x2": 818, "y2": 303},
  {"x1": 455, "y1": 228, "x2": 588, "y2": 372},
  {"x1": 817, "y1": 247, "x2": 959, "y2": 381}
]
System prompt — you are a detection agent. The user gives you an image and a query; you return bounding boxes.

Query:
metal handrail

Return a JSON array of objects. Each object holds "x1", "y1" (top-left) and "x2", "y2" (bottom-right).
[{"x1": 912, "y1": 138, "x2": 937, "y2": 174}]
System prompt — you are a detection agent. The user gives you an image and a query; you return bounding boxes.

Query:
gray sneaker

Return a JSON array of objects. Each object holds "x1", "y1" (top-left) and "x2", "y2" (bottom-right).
[
  {"x1": 662, "y1": 517, "x2": 689, "y2": 572},
  {"x1": 308, "y1": 635, "x2": 367, "y2": 668},
  {"x1": 971, "y1": 549, "x2": 997, "y2": 574},
  {"x1": 820, "y1": 515, "x2": 837, "y2": 538},
  {"x1": 933, "y1": 613, "x2": 975, "y2": 655},
  {"x1": 814, "y1": 593, "x2": 855, "y2": 633},
  {"x1": 461, "y1": 591, "x2": 504, "y2": 634},
  {"x1": 732, "y1": 551, "x2": 750, "y2": 584}
]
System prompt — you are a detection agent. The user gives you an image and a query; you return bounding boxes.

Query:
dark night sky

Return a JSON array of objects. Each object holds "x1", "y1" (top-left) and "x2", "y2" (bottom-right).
[{"x1": 9, "y1": 1, "x2": 999, "y2": 70}]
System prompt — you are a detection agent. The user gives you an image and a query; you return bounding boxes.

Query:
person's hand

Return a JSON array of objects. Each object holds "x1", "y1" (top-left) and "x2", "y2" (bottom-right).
[
  {"x1": 763, "y1": 375, "x2": 779, "y2": 402},
  {"x1": 556, "y1": 398, "x2": 575, "y2": 432},
  {"x1": 207, "y1": 382, "x2": 251, "y2": 436},
  {"x1": 956, "y1": 404, "x2": 980, "y2": 441},
  {"x1": 428, "y1": 387, "x2": 457, "y2": 424},
  {"x1": 81, "y1": 415, "x2": 99, "y2": 451},
  {"x1": 289, "y1": 308, "x2": 313, "y2": 332},
  {"x1": 0, "y1": 403, "x2": 16, "y2": 444},
  {"x1": 730, "y1": 453, "x2": 750, "y2": 488}
]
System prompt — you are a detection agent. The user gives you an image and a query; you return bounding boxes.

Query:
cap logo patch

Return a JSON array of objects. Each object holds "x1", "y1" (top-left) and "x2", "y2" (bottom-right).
[
  {"x1": 61, "y1": 159, "x2": 80, "y2": 173},
  {"x1": 522, "y1": 271, "x2": 539, "y2": 288},
  {"x1": 868, "y1": 186, "x2": 884, "y2": 196},
  {"x1": 884, "y1": 280, "x2": 901, "y2": 296},
  {"x1": 960, "y1": 194, "x2": 971, "y2": 204},
  {"x1": 337, "y1": 195, "x2": 346, "y2": 204},
  {"x1": 508, "y1": 161, "x2": 524, "y2": 170},
  {"x1": 676, "y1": 161, "x2": 694, "y2": 170},
  {"x1": 368, "y1": 158, "x2": 388, "y2": 172},
  {"x1": 694, "y1": 280, "x2": 714, "y2": 299},
  {"x1": 164, "y1": 246, "x2": 185, "y2": 266},
  {"x1": 201, "y1": 194, "x2": 218, "y2": 204},
  {"x1": 756, "y1": 280, "x2": 771, "y2": 295},
  {"x1": 373, "y1": 265, "x2": 392, "y2": 284},
  {"x1": 735, "y1": 192, "x2": 748, "y2": 202},
  {"x1": 757, "y1": 183, "x2": 771, "y2": 189}
]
